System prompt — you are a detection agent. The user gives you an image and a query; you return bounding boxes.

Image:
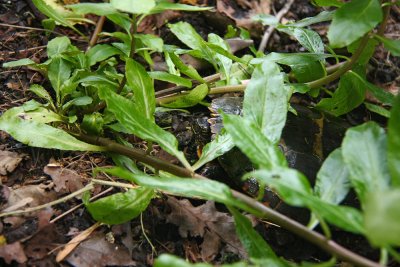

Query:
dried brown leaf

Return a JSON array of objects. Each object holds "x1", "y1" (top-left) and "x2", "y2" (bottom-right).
[
  {"x1": 44, "y1": 163, "x2": 84, "y2": 194},
  {"x1": 0, "y1": 150, "x2": 26, "y2": 176},
  {"x1": 0, "y1": 241, "x2": 27, "y2": 264}
]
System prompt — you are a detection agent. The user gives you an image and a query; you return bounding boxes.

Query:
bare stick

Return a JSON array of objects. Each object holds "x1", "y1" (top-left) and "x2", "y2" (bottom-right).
[
  {"x1": 258, "y1": 0, "x2": 295, "y2": 53},
  {"x1": 87, "y1": 16, "x2": 106, "y2": 50}
]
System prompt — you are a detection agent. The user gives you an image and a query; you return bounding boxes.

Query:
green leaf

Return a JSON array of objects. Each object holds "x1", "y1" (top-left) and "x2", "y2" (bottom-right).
[
  {"x1": 243, "y1": 60, "x2": 288, "y2": 143},
  {"x1": 229, "y1": 207, "x2": 283, "y2": 264},
  {"x1": 148, "y1": 71, "x2": 192, "y2": 88},
  {"x1": 388, "y1": 94, "x2": 400, "y2": 186},
  {"x1": 207, "y1": 34, "x2": 233, "y2": 83},
  {"x1": 350, "y1": 71, "x2": 394, "y2": 105},
  {"x1": 342, "y1": 122, "x2": 390, "y2": 203},
  {"x1": 0, "y1": 107, "x2": 104, "y2": 151},
  {"x1": 47, "y1": 36, "x2": 71, "y2": 58},
  {"x1": 2, "y1": 58, "x2": 36, "y2": 68},
  {"x1": 311, "y1": 0, "x2": 343, "y2": 7},
  {"x1": 86, "y1": 44, "x2": 121, "y2": 66},
  {"x1": 316, "y1": 71, "x2": 365, "y2": 116},
  {"x1": 98, "y1": 87, "x2": 190, "y2": 169},
  {"x1": 126, "y1": 58, "x2": 155, "y2": 120},
  {"x1": 287, "y1": 11, "x2": 334, "y2": 27},
  {"x1": 62, "y1": 96, "x2": 92, "y2": 111},
  {"x1": 84, "y1": 187, "x2": 154, "y2": 225},
  {"x1": 374, "y1": 35, "x2": 400, "y2": 57},
  {"x1": 6, "y1": 104, "x2": 62, "y2": 124},
  {"x1": 82, "y1": 113, "x2": 104, "y2": 135},
  {"x1": 162, "y1": 83, "x2": 208, "y2": 108},
  {"x1": 67, "y1": 3, "x2": 118, "y2": 15},
  {"x1": 364, "y1": 103, "x2": 390, "y2": 118},
  {"x1": 31, "y1": 0, "x2": 83, "y2": 35},
  {"x1": 110, "y1": 0, "x2": 155, "y2": 14},
  {"x1": 364, "y1": 189, "x2": 400, "y2": 246},
  {"x1": 168, "y1": 22, "x2": 216, "y2": 67},
  {"x1": 328, "y1": 0, "x2": 382, "y2": 48},
  {"x1": 315, "y1": 148, "x2": 350, "y2": 204},
  {"x1": 48, "y1": 57, "x2": 72, "y2": 103},
  {"x1": 292, "y1": 28, "x2": 324, "y2": 54},
  {"x1": 250, "y1": 169, "x2": 364, "y2": 233},
  {"x1": 154, "y1": 254, "x2": 212, "y2": 267},
  {"x1": 168, "y1": 52, "x2": 205, "y2": 82},
  {"x1": 99, "y1": 167, "x2": 260, "y2": 216},
  {"x1": 192, "y1": 133, "x2": 234, "y2": 171},
  {"x1": 252, "y1": 14, "x2": 279, "y2": 26},
  {"x1": 135, "y1": 34, "x2": 164, "y2": 52},
  {"x1": 149, "y1": 2, "x2": 212, "y2": 14},
  {"x1": 222, "y1": 114, "x2": 287, "y2": 170},
  {"x1": 29, "y1": 84, "x2": 54, "y2": 105}
]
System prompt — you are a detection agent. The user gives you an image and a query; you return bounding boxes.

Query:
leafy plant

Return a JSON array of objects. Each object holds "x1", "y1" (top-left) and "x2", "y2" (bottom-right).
[{"x1": 1, "y1": 0, "x2": 399, "y2": 266}]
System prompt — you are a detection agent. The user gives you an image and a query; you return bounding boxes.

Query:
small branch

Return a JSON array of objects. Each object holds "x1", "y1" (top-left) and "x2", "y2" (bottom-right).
[
  {"x1": 0, "y1": 184, "x2": 94, "y2": 217},
  {"x1": 87, "y1": 16, "x2": 106, "y2": 50},
  {"x1": 258, "y1": 0, "x2": 295, "y2": 53}
]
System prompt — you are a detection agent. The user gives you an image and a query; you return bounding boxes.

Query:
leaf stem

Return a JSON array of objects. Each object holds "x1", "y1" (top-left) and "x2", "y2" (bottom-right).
[{"x1": 73, "y1": 132, "x2": 381, "y2": 267}]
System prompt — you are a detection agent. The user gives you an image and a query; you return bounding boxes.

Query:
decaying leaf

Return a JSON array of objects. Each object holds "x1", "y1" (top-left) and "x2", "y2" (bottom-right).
[
  {"x1": 0, "y1": 150, "x2": 26, "y2": 176},
  {"x1": 166, "y1": 197, "x2": 249, "y2": 261},
  {"x1": 44, "y1": 163, "x2": 84, "y2": 194},
  {"x1": 65, "y1": 232, "x2": 136, "y2": 267},
  {"x1": 0, "y1": 241, "x2": 27, "y2": 264}
]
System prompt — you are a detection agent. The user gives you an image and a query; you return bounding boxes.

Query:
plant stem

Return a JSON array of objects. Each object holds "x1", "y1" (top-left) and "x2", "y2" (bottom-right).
[
  {"x1": 73, "y1": 132, "x2": 380, "y2": 267},
  {"x1": 87, "y1": 16, "x2": 106, "y2": 50}
]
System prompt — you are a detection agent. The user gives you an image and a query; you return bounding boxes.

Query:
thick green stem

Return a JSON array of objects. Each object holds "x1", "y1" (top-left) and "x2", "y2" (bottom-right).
[{"x1": 73, "y1": 132, "x2": 380, "y2": 267}]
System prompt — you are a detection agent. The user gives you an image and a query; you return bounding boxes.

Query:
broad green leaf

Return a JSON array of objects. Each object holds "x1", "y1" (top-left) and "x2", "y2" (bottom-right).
[
  {"x1": 48, "y1": 57, "x2": 72, "y2": 103},
  {"x1": 292, "y1": 28, "x2": 324, "y2": 54},
  {"x1": 154, "y1": 254, "x2": 213, "y2": 267},
  {"x1": 2, "y1": 58, "x2": 36, "y2": 68},
  {"x1": 311, "y1": 0, "x2": 343, "y2": 7},
  {"x1": 350, "y1": 71, "x2": 394, "y2": 105},
  {"x1": 364, "y1": 103, "x2": 390, "y2": 118},
  {"x1": 168, "y1": 52, "x2": 205, "y2": 82},
  {"x1": 62, "y1": 96, "x2": 92, "y2": 111},
  {"x1": 125, "y1": 58, "x2": 155, "y2": 120},
  {"x1": 388, "y1": 94, "x2": 400, "y2": 186},
  {"x1": 0, "y1": 107, "x2": 104, "y2": 151},
  {"x1": 84, "y1": 187, "x2": 154, "y2": 225},
  {"x1": 169, "y1": 22, "x2": 216, "y2": 67},
  {"x1": 192, "y1": 133, "x2": 234, "y2": 171},
  {"x1": 148, "y1": 71, "x2": 192, "y2": 88},
  {"x1": 149, "y1": 2, "x2": 212, "y2": 14},
  {"x1": 287, "y1": 11, "x2": 334, "y2": 27},
  {"x1": 229, "y1": 207, "x2": 283, "y2": 264},
  {"x1": 32, "y1": 0, "x2": 83, "y2": 35},
  {"x1": 243, "y1": 60, "x2": 288, "y2": 143},
  {"x1": 135, "y1": 34, "x2": 164, "y2": 52},
  {"x1": 252, "y1": 53, "x2": 336, "y2": 65},
  {"x1": 67, "y1": 3, "x2": 118, "y2": 15},
  {"x1": 99, "y1": 167, "x2": 260, "y2": 216},
  {"x1": 316, "y1": 71, "x2": 365, "y2": 116},
  {"x1": 29, "y1": 84, "x2": 54, "y2": 105},
  {"x1": 110, "y1": 0, "x2": 155, "y2": 14},
  {"x1": 328, "y1": 0, "x2": 382, "y2": 48},
  {"x1": 47, "y1": 36, "x2": 71, "y2": 58},
  {"x1": 314, "y1": 148, "x2": 350, "y2": 204},
  {"x1": 77, "y1": 74, "x2": 119, "y2": 87},
  {"x1": 207, "y1": 34, "x2": 233, "y2": 83},
  {"x1": 291, "y1": 60, "x2": 326, "y2": 83},
  {"x1": 222, "y1": 114, "x2": 287, "y2": 169},
  {"x1": 374, "y1": 35, "x2": 400, "y2": 57},
  {"x1": 162, "y1": 84, "x2": 208, "y2": 108},
  {"x1": 98, "y1": 87, "x2": 190, "y2": 169},
  {"x1": 250, "y1": 169, "x2": 364, "y2": 233},
  {"x1": 106, "y1": 13, "x2": 131, "y2": 33},
  {"x1": 342, "y1": 122, "x2": 390, "y2": 203},
  {"x1": 364, "y1": 189, "x2": 400, "y2": 246},
  {"x1": 4, "y1": 105, "x2": 62, "y2": 124},
  {"x1": 86, "y1": 44, "x2": 121, "y2": 66},
  {"x1": 252, "y1": 14, "x2": 279, "y2": 26}
]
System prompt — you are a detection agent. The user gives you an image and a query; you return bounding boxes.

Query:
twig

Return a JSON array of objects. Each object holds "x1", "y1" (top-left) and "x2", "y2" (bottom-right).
[
  {"x1": 72, "y1": 132, "x2": 380, "y2": 267},
  {"x1": 258, "y1": 0, "x2": 295, "y2": 53},
  {"x1": 87, "y1": 16, "x2": 106, "y2": 50},
  {"x1": 0, "y1": 184, "x2": 94, "y2": 217}
]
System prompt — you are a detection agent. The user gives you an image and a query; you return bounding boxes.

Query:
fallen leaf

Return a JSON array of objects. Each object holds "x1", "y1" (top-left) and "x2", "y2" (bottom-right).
[
  {"x1": 65, "y1": 232, "x2": 136, "y2": 267},
  {"x1": 0, "y1": 150, "x2": 26, "y2": 176},
  {"x1": 0, "y1": 242, "x2": 27, "y2": 264},
  {"x1": 166, "y1": 197, "x2": 248, "y2": 261},
  {"x1": 44, "y1": 163, "x2": 84, "y2": 194}
]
